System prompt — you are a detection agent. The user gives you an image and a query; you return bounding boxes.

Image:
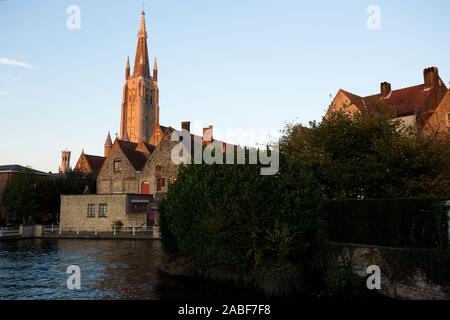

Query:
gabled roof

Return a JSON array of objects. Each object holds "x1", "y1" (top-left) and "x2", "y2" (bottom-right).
[
  {"x1": 83, "y1": 154, "x2": 106, "y2": 173},
  {"x1": 0, "y1": 165, "x2": 50, "y2": 176},
  {"x1": 116, "y1": 140, "x2": 148, "y2": 171},
  {"x1": 340, "y1": 82, "x2": 446, "y2": 121}
]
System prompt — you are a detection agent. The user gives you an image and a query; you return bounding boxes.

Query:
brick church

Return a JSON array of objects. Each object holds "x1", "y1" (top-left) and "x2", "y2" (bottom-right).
[{"x1": 59, "y1": 11, "x2": 224, "y2": 232}]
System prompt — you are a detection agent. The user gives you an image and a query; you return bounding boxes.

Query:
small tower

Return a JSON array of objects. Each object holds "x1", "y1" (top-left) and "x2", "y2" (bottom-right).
[
  {"x1": 104, "y1": 132, "x2": 113, "y2": 157},
  {"x1": 125, "y1": 56, "x2": 130, "y2": 80},
  {"x1": 153, "y1": 58, "x2": 158, "y2": 82},
  {"x1": 59, "y1": 150, "x2": 71, "y2": 174}
]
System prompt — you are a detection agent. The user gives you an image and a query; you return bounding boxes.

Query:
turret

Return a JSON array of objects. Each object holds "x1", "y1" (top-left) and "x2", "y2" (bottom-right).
[
  {"x1": 125, "y1": 56, "x2": 130, "y2": 79},
  {"x1": 104, "y1": 132, "x2": 113, "y2": 157},
  {"x1": 153, "y1": 58, "x2": 158, "y2": 82}
]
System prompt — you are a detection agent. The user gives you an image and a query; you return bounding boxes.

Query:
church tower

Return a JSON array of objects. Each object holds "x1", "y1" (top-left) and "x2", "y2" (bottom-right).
[
  {"x1": 59, "y1": 150, "x2": 71, "y2": 174},
  {"x1": 120, "y1": 10, "x2": 160, "y2": 144}
]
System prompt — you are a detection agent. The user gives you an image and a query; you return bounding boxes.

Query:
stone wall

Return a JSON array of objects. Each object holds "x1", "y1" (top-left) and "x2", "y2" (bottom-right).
[
  {"x1": 140, "y1": 133, "x2": 179, "y2": 196},
  {"x1": 97, "y1": 146, "x2": 140, "y2": 194},
  {"x1": 60, "y1": 194, "x2": 149, "y2": 232},
  {"x1": 335, "y1": 243, "x2": 450, "y2": 300}
]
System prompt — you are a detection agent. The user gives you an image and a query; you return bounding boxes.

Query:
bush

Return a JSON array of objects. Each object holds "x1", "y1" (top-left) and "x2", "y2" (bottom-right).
[
  {"x1": 327, "y1": 199, "x2": 448, "y2": 248},
  {"x1": 160, "y1": 152, "x2": 326, "y2": 296}
]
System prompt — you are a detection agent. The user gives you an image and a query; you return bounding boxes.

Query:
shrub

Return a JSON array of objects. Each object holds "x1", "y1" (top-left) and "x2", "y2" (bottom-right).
[{"x1": 160, "y1": 152, "x2": 326, "y2": 296}]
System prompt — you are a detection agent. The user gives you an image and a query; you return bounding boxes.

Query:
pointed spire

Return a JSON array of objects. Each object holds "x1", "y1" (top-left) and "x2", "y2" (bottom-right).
[
  {"x1": 133, "y1": 10, "x2": 150, "y2": 78},
  {"x1": 153, "y1": 58, "x2": 158, "y2": 82},
  {"x1": 125, "y1": 56, "x2": 130, "y2": 79},
  {"x1": 123, "y1": 131, "x2": 130, "y2": 142},
  {"x1": 104, "y1": 131, "x2": 113, "y2": 147}
]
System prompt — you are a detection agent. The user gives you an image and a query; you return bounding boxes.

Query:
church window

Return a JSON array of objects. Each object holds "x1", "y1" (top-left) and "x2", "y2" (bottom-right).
[
  {"x1": 99, "y1": 204, "x2": 108, "y2": 218},
  {"x1": 156, "y1": 177, "x2": 166, "y2": 192},
  {"x1": 87, "y1": 204, "x2": 95, "y2": 218},
  {"x1": 156, "y1": 165, "x2": 162, "y2": 172},
  {"x1": 114, "y1": 160, "x2": 122, "y2": 173}
]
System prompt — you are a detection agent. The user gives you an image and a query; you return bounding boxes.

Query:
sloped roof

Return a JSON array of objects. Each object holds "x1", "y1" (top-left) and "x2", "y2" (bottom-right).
[
  {"x1": 83, "y1": 155, "x2": 106, "y2": 173},
  {"x1": 0, "y1": 165, "x2": 50, "y2": 176},
  {"x1": 340, "y1": 83, "x2": 445, "y2": 121},
  {"x1": 116, "y1": 140, "x2": 148, "y2": 171}
]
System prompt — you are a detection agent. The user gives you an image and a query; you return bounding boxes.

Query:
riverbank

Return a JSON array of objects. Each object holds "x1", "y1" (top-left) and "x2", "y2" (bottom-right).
[{"x1": 0, "y1": 224, "x2": 161, "y2": 241}]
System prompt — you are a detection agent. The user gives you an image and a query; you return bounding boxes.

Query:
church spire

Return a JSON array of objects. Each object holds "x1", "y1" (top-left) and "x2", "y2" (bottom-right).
[{"x1": 133, "y1": 10, "x2": 150, "y2": 78}]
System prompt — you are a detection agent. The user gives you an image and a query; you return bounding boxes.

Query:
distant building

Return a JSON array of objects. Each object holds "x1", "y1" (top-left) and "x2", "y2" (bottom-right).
[
  {"x1": 59, "y1": 150, "x2": 71, "y2": 174},
  {"x1": 325, "y1": 67, "x2": 450, "y2": 136},
  {"x1": 0, "y1": 165, "x2": 51, "y2": 224}
]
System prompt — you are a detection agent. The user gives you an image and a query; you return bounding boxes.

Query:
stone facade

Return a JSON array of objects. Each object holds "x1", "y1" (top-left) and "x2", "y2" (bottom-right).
[
  {"x1": 97, "y1": 141, "x2": 143, "y2": 194},
  {"x1": 60, "y1": 194, "x2": 154, "y2": 232}
]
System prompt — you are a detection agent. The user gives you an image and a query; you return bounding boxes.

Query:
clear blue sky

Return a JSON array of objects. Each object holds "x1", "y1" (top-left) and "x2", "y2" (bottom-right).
[{"x1": 0, "y1": 0, "x2": 449, "y2": 172}]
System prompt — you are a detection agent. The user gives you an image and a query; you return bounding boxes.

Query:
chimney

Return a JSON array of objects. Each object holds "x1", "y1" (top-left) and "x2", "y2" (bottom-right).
[
  {"x1": 424, "y1": 67, "x2": 439, "y2": 89},
  {"x1": 203, "y1": 125, "x2": 213, "y2": 143},
  {"x1": 181, "y1": 121, "x2": 191, "y2": 133},
  {"x1": 380, "y1": 82, "x2": 391, "y2": 98}
]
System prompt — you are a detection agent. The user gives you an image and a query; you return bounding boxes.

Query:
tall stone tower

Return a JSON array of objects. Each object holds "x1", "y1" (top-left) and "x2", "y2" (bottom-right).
[
  {"x1": 59, "y1": 150, "x2": 71, "y2": 174},
  {"x1": 120, "y1": 10, "x2": 160, "y2": 144}
]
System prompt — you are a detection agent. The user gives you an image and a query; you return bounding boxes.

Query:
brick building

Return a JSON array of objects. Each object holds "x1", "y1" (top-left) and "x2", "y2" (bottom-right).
[
  {"x1": 326, "y1": 67, "x2": 450, "y2": 136},
  {"x1": 60, "y1": 11, "x2": 227, "y2": 232}
]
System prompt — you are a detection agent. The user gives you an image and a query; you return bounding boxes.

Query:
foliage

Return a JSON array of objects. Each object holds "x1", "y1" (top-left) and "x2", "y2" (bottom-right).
[
  {"x1": 327, "y1": 199, "x2": 448, "y2": 248},
  {"x1": 160, "y1": 150, "x2": 326, "y2": 296},
  {"x1": 2, "y1": 170, "x2": 96, "y2": 224},
  {"x1": 280, "y1": 111, "x2": 450, "y2": 199},
  {"x1": 2, "y1": 171, "x2": 39, "y2": 224}
]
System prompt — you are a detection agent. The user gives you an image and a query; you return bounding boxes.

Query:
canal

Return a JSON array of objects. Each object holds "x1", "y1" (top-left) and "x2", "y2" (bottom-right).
[{"x1": 0, "y1": 239, "x2": 262, "y2": 300}]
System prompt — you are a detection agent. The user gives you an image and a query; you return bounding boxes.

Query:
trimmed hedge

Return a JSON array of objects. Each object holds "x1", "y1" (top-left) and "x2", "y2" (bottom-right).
[{"x1": 327, "y1": 199, "x2": 448, "y2": 249}]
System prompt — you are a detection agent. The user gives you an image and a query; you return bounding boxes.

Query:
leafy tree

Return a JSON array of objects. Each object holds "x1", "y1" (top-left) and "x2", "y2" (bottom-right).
[
  {"x1": 160, "y1": 149, "x2": 326, "y2": 296},
  {"x1": 280, "y1": 111, "x2": 450, "y2": 199},
  {"x1": 2, "y1": 171, "x2": 39, "y2": 224}
]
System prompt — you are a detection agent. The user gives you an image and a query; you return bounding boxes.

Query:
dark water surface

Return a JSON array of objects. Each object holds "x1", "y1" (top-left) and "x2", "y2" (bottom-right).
[{"x1": 0, "y1": 239, "x2": 259, "y2": 300}]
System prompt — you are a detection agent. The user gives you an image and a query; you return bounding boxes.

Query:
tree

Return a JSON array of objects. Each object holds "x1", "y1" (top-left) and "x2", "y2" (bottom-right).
[
  {"x1": 2, "y1": 171, "x2": 39, "y2": 224},
  {"x1": 280, "y1": 110, "x2": 450, "y2": 199}
]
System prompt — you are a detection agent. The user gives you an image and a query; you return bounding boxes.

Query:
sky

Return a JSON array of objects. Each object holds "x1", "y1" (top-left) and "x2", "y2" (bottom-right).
[{"x1": 0, "y1": 0, "x2": 449, "y2": 172}]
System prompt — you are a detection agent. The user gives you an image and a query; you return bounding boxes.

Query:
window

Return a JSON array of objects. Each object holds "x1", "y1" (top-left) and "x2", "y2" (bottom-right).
[
  {"x1": 87, "y1": 204, "x2": 95, "y2": 218},
  {"x1": 114, "y1": 160, "x2": 122, "y2": 173},
  {"x1": 99, "y1": 204, "x2": 108, "y2": 218},
  {"x1": 157, "y1": 177, "x2": 166, "y2": 192},
  {"x1": 156, "y1": 165, "x2": 162, "y2": 172}
]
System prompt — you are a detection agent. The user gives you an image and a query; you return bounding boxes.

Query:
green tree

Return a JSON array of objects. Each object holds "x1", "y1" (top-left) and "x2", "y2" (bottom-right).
[
  {"x1": 280, "y1": 110, "x2": 450, "y2": 199},
  {"x1": 2, "y1": 171, "x2": 39, "y2": 224},
  {"x1": 160, "y1": 149, "x2": 326, "y2": 296}
]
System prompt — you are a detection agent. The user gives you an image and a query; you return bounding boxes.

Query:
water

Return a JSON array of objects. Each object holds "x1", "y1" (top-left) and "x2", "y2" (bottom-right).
[{"x1": 0, "y1": 239, "x2": 261, "y2": 300}]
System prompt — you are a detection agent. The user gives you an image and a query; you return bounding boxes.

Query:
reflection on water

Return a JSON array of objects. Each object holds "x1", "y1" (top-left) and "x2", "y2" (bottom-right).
[
  {"x1": 0, "y1": 239, "x2": 263, "y2": 301},
  {"x1": 0, "y1": 239, "x2": 163, "y2": 300}
]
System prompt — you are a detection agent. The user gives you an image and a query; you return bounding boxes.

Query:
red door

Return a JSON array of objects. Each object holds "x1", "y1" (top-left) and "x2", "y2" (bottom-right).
[{"x1": 141, "y1": 182, "x2": 150, "y2": 195}]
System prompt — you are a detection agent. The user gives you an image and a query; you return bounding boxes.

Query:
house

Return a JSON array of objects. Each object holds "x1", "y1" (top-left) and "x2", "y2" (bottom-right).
[{"x1": 326, "y1": 67, "x2": 450, "y2": 136}]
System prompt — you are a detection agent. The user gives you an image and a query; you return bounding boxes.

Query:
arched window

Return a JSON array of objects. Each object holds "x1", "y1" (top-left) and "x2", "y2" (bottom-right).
[{"x1": 141, "y1": 181, "x2": 150, "y2": 195}]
